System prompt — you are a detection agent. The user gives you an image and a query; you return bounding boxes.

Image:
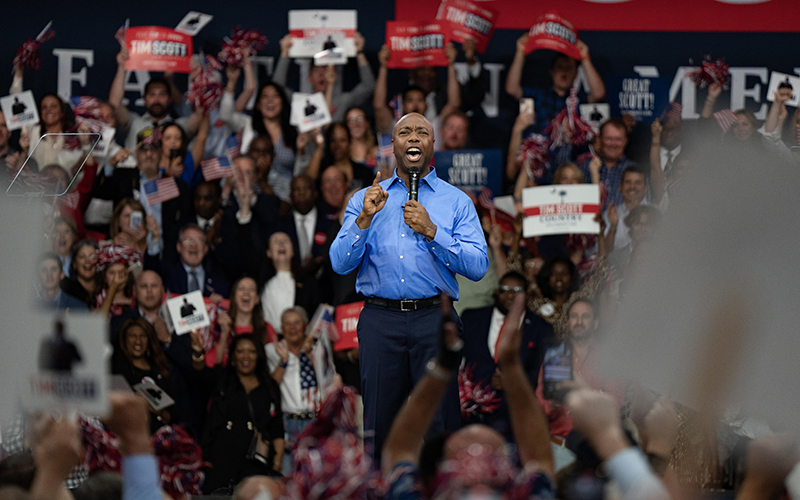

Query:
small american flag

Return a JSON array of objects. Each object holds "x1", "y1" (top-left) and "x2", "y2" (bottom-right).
[
  {"x1": 115, "y1": 19, "x2": 129, "y2": 47},
  {"x1": 143, "y1": 177, "x2": 179, "y2": 205},
  {"x1": 390, "y1": 94, "x2": 403, "y2": 122},
  {"x1": 661, "y1": 102, "x2": 683, "y2": 123},
  {"x1": 377, "y1": 133, "x2": 393, "y2": 160},
  {"x1": 226, "y1": 133, "x2": 240, "y2": 159},
  {"x1": 713, "y1": 109, "x2": 738, "y2": 134},
  {"x1": 299, "y1": 353, "x2": 320, "y2": 412},
  {"x1": 478, "y1": 187, "x2": 496, "y2": 217},
  {"x1": 200, "y1": 156, "x2": 233, "y2": 181}
]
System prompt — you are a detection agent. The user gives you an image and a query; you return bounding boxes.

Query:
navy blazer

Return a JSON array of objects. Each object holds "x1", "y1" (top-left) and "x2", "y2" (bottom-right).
[
  {"x1": 281, "y1": 206, "x2": 332, "y2": 260},
  {"x1": 160, "y1": 261, "x2": 230, "y2": 299},
  {"x1": 460, "y1": 305, "x2": 554, "y2": 438}
]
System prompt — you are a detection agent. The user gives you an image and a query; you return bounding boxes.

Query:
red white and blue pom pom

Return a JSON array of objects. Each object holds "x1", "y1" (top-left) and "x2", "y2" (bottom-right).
[
  {"x1": 14, "y1": 21, "x2": 55, "y2": 71},
  {"x1": 545, "y1": 86, "x2": 596, "y2": 148},
  {"x1": 153, "y1": 425, "x2": 210, "y2": 499},
  {"x1": 186, "y1": 56, "x2": 224, "y2": 111},
  {"x1": 458, "y1": 364, "x2": 501, "y2": 418},
  {"x1": 218, "y1": 27, "x2": 268, "y2": 68},
  {"x1": 517, "y1": 133, "x2": 550, "y2": 182},
  {"x1": 688, "y1": 55, "x2": 731, "y2": 89},
  {"x1": 80, "y1": 417, "x2": 122, "y2": 474}
]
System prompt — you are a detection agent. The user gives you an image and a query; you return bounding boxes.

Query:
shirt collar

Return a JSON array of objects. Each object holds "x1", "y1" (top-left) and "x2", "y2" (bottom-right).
[
  {"x1": 388, "y1": 166, "x2": 439, "y2": 192},
  {"x1": 182, "y1": 262, "x2": 201, "y2": 274}
]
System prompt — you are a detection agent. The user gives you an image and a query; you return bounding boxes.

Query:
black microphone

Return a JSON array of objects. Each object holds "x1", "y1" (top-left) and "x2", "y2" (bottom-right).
[{"x1": 408, "y1": 167, "x2": 420, "y2": 201}]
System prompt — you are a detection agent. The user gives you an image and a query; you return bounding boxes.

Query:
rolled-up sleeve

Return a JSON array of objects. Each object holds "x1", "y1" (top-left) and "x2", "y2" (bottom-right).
[
  {"x1": 330, "y1": 191, "x2": 370, "y2": 275},
  {"x1": 426, "y1": 197, "x2": 488, "y2": 282}
]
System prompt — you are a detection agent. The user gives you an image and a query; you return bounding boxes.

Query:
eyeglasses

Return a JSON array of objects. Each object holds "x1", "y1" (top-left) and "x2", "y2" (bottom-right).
[
  {"x1": 180, "y1": 238, "x2": 205, "y2": 246},
  {"x1": 498, "y1": 285, "x2": 525, "y2": 294},
  {"x1": 347, "y1": 116, "x2": 365, "y2": 123}
]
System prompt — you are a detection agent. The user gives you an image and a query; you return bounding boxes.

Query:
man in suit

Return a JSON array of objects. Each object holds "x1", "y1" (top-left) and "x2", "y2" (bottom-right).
[
  {"x1": 91, "y1": 128, "x2": 191, "y2": 261},
  {"x1": 460, "y1": 271, "x2": 554, "y2": 441},
  {"x1": 160, "y1": 223, "x2": 230, "y2": 299},
  {"x1": 282, "y1": 175, "x2": 330, "y2": 276}
]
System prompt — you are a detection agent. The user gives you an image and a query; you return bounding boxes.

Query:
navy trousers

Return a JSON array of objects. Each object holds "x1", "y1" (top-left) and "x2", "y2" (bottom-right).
[{"x1": 357, "y1": 302, "x2": 462, "y2": 465}]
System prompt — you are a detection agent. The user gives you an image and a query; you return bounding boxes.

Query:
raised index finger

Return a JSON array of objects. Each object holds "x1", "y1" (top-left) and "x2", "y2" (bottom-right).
[{"x1": 372, "y1": 171, "x2": 382, "y2": 188}]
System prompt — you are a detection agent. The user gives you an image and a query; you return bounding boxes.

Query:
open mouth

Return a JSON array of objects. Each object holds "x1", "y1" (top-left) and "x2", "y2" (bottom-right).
[{"x1": 406, "y1": 147, "x2": 422, "y2": 162}]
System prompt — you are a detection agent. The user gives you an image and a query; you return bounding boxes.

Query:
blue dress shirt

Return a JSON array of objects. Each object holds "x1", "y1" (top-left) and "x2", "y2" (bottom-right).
[{"x1": 330, "y1": 167, "x2": 488, "y2": 300}]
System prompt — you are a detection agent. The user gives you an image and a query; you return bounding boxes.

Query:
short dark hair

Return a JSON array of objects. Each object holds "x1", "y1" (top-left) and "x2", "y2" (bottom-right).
[
  {"x1": 567, "y1": 298, "x2": 595, "y2": 318},
  {"x1": 37, "y1": 252, "x2": 61, "y2": 269},
  {"x1": 599, "y1": 118, "x2": 628, "y2": 138},
  {"x1": 0, "y1": 450, "x2": 35, "y2": 490},
  {"x1": 402, "y1": 85, "x2": 426, "y2": 101},
  {"x1": 144, "y1": 77, "x2": 171, "y2": 97},
  {"x1": 178, "y1": 223, "x2": 206, "y2": 243},
  {"x1": 621, "y1": 165, "x2": 647, "y2": 185},
  {"x1": 550, "y1": 53, "x2": 578, "y2": 70},
  {"x1": 72, "y1": 472, "x2": 122, "y2": 500}
]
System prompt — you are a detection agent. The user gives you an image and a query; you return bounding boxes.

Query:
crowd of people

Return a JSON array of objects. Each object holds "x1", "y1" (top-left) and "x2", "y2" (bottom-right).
[{"x1": 1, "y1": 17, "x2": 799, "y2": 500}]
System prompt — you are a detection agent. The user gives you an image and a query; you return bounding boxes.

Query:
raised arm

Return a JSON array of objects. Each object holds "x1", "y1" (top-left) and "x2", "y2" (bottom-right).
[
  {"x1": 304, "y1": 130, "x2": 326, "y2": 180},
  {"x1": 109, "y1": 45, "x2": 131, "y2": 130},
  {"x1": 505, "y1": 34, "x2": 528, "y2": 101},
  {"x1": 577, "y1": 41, "x2": 606, "y2": 103},
  {"x1": 648, "y1": 120, "x2": 666, "y2": 204},
  {"x1": 439, "y1": 43, "x2": 462, "y2": 118},
  {"x1": 700, "y1": 83, "x2": 722, "y2": 119},
  {"x1": 340, "y1": 33, "x2": 376, "y2": 110},
  {"x1": 496, "y1": 293, "x2": 554, "y2": 477},
  {"x1": 506, "y1": 111, "x2": 534, "y2": 181},
  {"x1": 382, "y1": 298, "x2": 463, "y2": 474},
  {"x1": 373, "y1": 45, "x2": 394, "y2": 134},
  {"x1": 764, "y1": 90, "x2": 790, "y2": 134},
  {"x1": 191, "y1": 111, "x2": 210, "y2": 164},
  {"x1": 235, "y1": 54, "x2": 257, "y2": 112}
]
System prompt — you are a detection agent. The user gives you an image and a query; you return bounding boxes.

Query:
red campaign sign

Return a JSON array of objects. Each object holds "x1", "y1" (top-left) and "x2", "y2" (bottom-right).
[
  {"x1": 385, "y1": 21, "x2": 449, "y2": 69},
  {"x1": 435, "y1": 0, "x2": 497, "y2": 53},
  {"x1": 125, "y1": 26, "x2": 193, "y2": 73},
  {"x1": 525, "y1": 11, "x2": 580, "y2": 60},
  {"x1": 395, "y1": 0, "x2": 800, "y2": 32},
  {"x1": 334, "y1": 301, "x2": 364, "y2": 351}
]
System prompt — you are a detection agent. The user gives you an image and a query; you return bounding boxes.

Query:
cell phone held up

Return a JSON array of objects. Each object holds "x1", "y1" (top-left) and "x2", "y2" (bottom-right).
[
  {"x1": 130, "y1": 210, "x2": 143, "y2": 231},
  {"x1": 542, "y1": 340, "x2": 573, "y2": 402},
  {"x1": 519, "y1": 97, "x2": 534, "y2": 116},
  {"x1": 169, "y1": 148, "x2": 181, "y2": 161}
]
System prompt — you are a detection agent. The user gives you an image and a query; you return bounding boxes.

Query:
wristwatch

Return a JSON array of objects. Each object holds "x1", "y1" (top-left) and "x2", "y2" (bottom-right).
[{"x1": 426, "y1": 359, "x2": 452, "y2": 382}]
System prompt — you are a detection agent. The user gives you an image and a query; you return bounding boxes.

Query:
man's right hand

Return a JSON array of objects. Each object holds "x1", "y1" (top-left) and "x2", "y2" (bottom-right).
[
  {"x1": 279, "y1": 35, "x2": 292, "y2": 57},
  {"x1": 378, "y1": 45, "x2": 391, "y2": 67},
  {"x1": 516, "y1": 34, "x2": 529, "y2": 55},
  {"x1": 357, "y1": 171, "x2": 388, "y2": 229},
  {"x1": 116, "y1": 45, "x2": 129, "y2": 67}
]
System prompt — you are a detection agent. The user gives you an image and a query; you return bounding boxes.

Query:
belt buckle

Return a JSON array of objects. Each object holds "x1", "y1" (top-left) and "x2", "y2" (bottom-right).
[{"x1": 400, "y1": 299, "x2": 416, "y2": 311}]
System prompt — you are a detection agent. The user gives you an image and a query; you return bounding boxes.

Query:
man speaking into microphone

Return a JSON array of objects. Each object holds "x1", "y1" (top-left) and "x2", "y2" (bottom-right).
[{"x1": 330, "y1": 112, "x2": 488, "y2": 462}]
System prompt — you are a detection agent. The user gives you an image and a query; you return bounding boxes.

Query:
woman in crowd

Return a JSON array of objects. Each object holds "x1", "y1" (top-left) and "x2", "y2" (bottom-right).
[
  {"x1": 205, "y1": 276, "x2": 277, "y2": 368},
  {"x1": 59, "y1": 238, "x2": 98, "y2": 306},
  {"x1": 92, "y1": 244, "x2": 139, "y2": 317},
  {"x1": 258, "y1": 232, "x2": 319, "y2": 335},
  {"x1": 344, "y1": 107, "x2": 378, "y2": 171},
  {"x1": 220, "y1": 82, "x2": 300, "y2": 202},
  {"x1": 306, "y1": 122, "x2": 374, "y2": 191},
  {"x1": 202, "y1": 334, "x2": 284, "y2": 492},
  {"x1": 112, "y1": 318, "x2": 176, "y2": 433},
  {"x1": 108, "y1": 198, "x2": 160, "y2": 256},
  {"x1": 159, "y1": 118, "x2": 209, "y2": 186}
]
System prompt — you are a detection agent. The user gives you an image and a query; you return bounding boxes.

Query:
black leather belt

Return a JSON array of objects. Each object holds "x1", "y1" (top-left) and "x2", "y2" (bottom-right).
[
  {"x1": 365, "y1": 296, "x2": 442, "y2": 311},
  {"x1": 285, "y1": 412, "x2": 315, "y2": 420}
]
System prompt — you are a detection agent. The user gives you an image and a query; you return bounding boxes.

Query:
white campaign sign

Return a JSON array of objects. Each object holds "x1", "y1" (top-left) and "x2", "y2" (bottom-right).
[
  {"x1": 291, "y1": 92, "x2": 332, "y2": 133},
  {"x1": 133, "y1": 377, "x2": 175, "y2": 411},
  {"x1": 522, "y1": 184, "x2": 601, "y2": 237},
  {"x1": 288, "y1": 10, "x2": 357, "y2": 58},
  {"x1": 579, "y1": 103, "x2": 610, "y2": 130},
  {"x1": 766, "y1": 71, "x2": 800, "y2": 108},
  {"x1": 175, "y1": 11, "x2": 214, "y2": 36},
  {"x1": 0, "y1": 91, "x2": 39, "y2": 131},
  {"x1": 22, "y1": 313, "x2": 110, "y2": 416},
  {"x1": 166, "y1": 290, "x2": 210, "y2": 335}
]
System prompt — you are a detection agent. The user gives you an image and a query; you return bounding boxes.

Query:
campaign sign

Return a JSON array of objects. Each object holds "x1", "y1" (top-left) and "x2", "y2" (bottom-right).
[
  {"x1": 313, "y1": 48, "x2": 348, "y2": 66},
  {"x1": 334, "y1": 301, "x2": 363, "y2": 351},
  {"x1": 385, "y1": 22, "x2": 449, "y2": 69},
  {"x1": 22, "y1": 313, "x2": 110, "y2": 416},
  {"x1": 0, "y1": 91, "x2": 39, "y2": 131},
  {"x1": 579, "y1": 103, "x2": 609, "y2": 130},
  {"x1": 166, "y1": 290, "x2": 210, "y2": 335},
  {"x1": 289, "y1": 10, "x2": 357, "y2": 58},
  {"x1": 766, "y1": 72, "x2": 800, "y2": 108},
  {"x1": 524, "y1": 11, "x2": 580, "y2": 60},
  {"x1": 175, "y1": 11, "x2": 213, "y2": 37},
  {"x1": 522, "y1": 184, "x2": 600, "y2": 237},
  {"x1": 291, "y1": 92, "x2": 332, "y2": 133},
  {"x1": 125, "y1": 26, "x2": 192, "y2": 73},
  {"x1": 435, "y1": 0, "x2": 497, "y2": 53},
  {"x1": 92, "y1": 127, "x2": 116, "y2": 156},
  {"x1": 133, "y1": 377, "x2": 175, "y2": 411},
  {"x1": 434, "y1": 149, "x2": 502, "y2": 195},
  {"x1": 608, "y1": 75, "x2": 670, "y2": 123}
]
